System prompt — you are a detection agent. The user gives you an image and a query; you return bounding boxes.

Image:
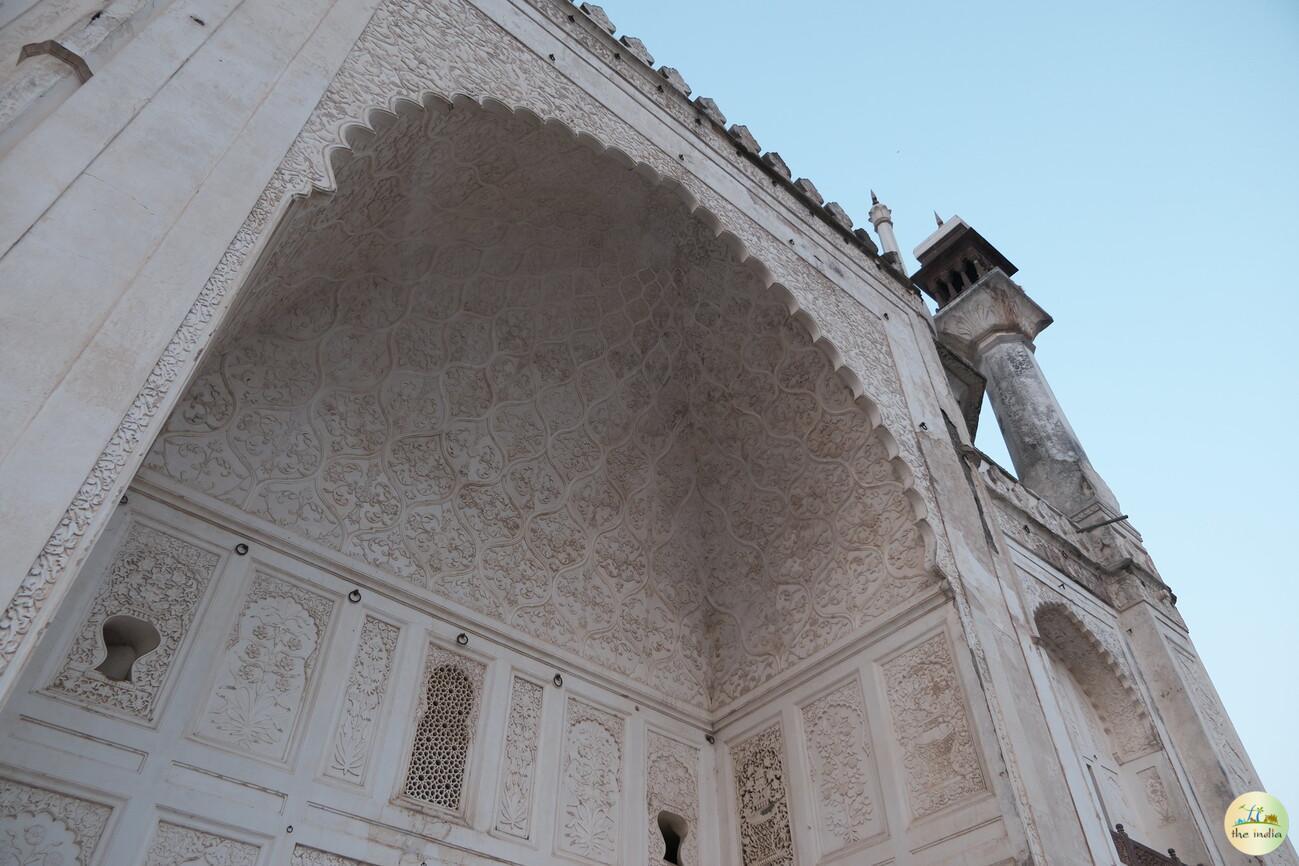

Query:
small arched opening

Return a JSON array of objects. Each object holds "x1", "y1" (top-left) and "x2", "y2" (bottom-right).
[
  {"x1": 657, "y1": 810, "x2": 688, "y2": 865},
  {"x1": 94, "y1": 614, "x2": 161, "y2": 682}
]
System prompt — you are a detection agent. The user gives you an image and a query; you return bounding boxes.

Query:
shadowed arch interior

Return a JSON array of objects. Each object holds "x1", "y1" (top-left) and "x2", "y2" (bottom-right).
[{"x1": 144, "y1": 95, "x2": 934, "y2": 711}]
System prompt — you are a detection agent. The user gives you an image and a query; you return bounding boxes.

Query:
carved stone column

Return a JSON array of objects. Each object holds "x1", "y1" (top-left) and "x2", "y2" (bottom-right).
[{"x1": 935, "y1": 268, "x2": 1121, "y2": 521}]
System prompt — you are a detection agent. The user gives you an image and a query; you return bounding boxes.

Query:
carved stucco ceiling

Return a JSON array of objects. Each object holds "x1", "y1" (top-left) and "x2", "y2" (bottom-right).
[{"x1": 145, "y1": 99, "x2": 934, "y2": 711}]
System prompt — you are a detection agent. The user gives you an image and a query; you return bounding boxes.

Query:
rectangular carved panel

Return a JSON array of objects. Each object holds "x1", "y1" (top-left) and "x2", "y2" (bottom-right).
[
  {"x1": 494, "y1": 674, "x2": 544, "y2": 839},
  {"x1": 0, "y1": 777, "x2": 113, "y2": 866},
  {"x1": 731, "y1": 722, "x2": 795, "y2": 866},
  {"x1": 557, "y1": 697, "x2": 624, "y2": 864},
  {"x1": 801, "y1": 676, "x2": 886, "y2": 852},
  {"x1": 194, "y1": 569, "x2": 336, "y2": 763},
  {"x1": 324, "y1": 614, "x2": 400, "y2": 785},
  {"x1": 647, "y1": 730, "x2": 700, "y2": 866},
  {"x1": 291, "y1": 844, "x2": 377, "y2": 865},
  {"x1": 881, "y1": 633, "x2": 986, "y2": 818},
  {"x1": 143, "y1": 821, "x2": 260, "y2": 865},
  {"x1": 46, "y1": 520, "x2": 219, "y2": 723}
]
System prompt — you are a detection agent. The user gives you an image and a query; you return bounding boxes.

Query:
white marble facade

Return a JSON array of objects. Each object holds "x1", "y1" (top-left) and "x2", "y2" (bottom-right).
[{"x1": 0, "y1": 0, "x2": 1288, "y2": 864}]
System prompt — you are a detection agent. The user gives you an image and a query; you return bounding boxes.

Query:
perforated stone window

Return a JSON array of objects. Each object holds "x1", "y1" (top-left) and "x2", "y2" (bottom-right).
[{"x1": 401, "y1": 646, "x2": 485, "y2": 813}]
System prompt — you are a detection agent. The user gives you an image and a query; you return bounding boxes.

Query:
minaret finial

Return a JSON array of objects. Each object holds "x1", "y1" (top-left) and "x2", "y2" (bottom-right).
[
  {"x1": 934, "y1": 210, "x2": 944, "y2": 227},
  {"x1": 870, "y1": 189, "x2": 879, "y2": 205}
]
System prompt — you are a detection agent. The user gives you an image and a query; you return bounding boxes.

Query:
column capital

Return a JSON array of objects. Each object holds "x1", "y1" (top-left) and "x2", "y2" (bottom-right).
[{"x1": 933, "y1": 268, "x2": 1052, "y2": 366}]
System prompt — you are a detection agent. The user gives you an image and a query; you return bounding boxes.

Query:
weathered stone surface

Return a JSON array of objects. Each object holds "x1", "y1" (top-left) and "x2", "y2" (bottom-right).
[
  {"x1": 618, "y1": 35, "x2": 653, "y2": 65},
  {"x1": 761, "y1": 150, "x2": 791, "y2": 179},
  {"x1": 658, "y1": 66, "x2": 690, "y2": 95},
  {"x1": 794, "y1": 176, "x2": 824, "y2": 205},
  {"x1": 825, "y1": 201, "x2": 853, "y2": 230},
  {"x1": 727, "y1": 123, "x2": 760, "y2": 155},
  {"x1": 693, "y1": 95, "x2": 726, "y2": 126},
  {"x1": 579, "y1": 2, "x2": 615, "y2": 34}
]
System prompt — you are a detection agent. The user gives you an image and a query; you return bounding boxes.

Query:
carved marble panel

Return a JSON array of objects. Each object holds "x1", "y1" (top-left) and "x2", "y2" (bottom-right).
[
  {"x1": 800, "y1": 676, "x2": 885, "y2": 851},
  {"x1": 0, "y1": 778, "x2": 112, "y2": 866},
  {"x1": 401, "y1": 643, "x2": 486, "y2": 814},
  {"x1": 45, "y1": 520, "x2": 219, "y2": 723},
  {"x1": 194, "y1": 570, "x2": 336, "y2": 762},
  {"x1": 494, "y1": 675, "x2": 544, "y2": 839},
  {"x1": 291, "y1": 844, "x2": 377, "y2": 865},
  {"x1": 730, "y1": 723, "x2": 795, "y2": 866},
  {"x1": 324, "y1": 614, "x2": 400, "y2": 785},
  {"x1": 143, "y1": 97, "x2": 934, "y2": 713},
  {"x1": 143, "y1": 821, "x2": 260, "y2": 866},
  {"x1": 646, "y1": 730, "x2": 700, "y2": 866},
  {"x1": 881, "y1": 633, "x2": 986, "y2": 818},
  {"x1": 557, "y1": 697, "x2": 624, "y2": 864},
  {"x1": 1174, "y1": 650, "x2": 1258, "y2": 794}
]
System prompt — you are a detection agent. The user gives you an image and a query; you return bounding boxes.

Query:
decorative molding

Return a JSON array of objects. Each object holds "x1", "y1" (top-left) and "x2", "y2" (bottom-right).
[
  {"x1": 800, "y1": 676, "x2": 885, "y2": 852},
  {"x1": 557, "y1": 697, "x2": 624, "y2": 864},
  {"x1": 194, "y1": 570, "x2": 336, "y2": 762},
  {"x1": 494, "y1": 675, "x2": 544, "y2": 839},
  {"x1": 325, "y1": 614, "x2": 400, "y2": 785},
  {"x1": 881, "y1": 633, "x2": 986, "y2": 818},
  {"x1": 0, "y1": 777, "x2": 113, "y2": 866},
  {"x1": 45, "y1": 519, "x2": 219, "y2": 723},
  {"x1": 730, "y1": 722, "x2": 795, "y2": 866}
]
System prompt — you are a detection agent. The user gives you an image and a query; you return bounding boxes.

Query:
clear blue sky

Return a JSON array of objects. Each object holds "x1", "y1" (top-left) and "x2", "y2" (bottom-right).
[{"x1": 605, "y1": 0, "x2": 1298, "y2": 812}]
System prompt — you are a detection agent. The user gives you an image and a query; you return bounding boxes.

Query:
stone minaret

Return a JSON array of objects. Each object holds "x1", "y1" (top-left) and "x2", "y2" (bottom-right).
[
  {"x1": 867, "y1": 191, "x2": 900, "y2": 262},
  {"x1": 915, "y1": 217, "x2": 1122, "y2": 524}
]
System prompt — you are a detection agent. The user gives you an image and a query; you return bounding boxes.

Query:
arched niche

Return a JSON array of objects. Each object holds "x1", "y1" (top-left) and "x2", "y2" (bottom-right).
[
  {"x1": 1034, "y1": 602, "x2": 1208, "y2": 861},
  {"x1": 143, "y1": 94, "x2": 936, "y2": 712}
]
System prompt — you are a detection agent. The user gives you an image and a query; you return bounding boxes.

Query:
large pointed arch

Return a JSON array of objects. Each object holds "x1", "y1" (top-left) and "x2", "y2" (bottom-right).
[{"x1": 137, "y1": 93, "x2": 937, "y2": 712}]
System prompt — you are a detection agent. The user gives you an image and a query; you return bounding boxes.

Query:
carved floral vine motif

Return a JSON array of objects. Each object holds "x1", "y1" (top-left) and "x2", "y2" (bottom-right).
[
  {"x1": 801, "y1": 677, "x2": 884, "y2": 850},
  {"x1": 0, "y1": 778, "x2": 112, "y2": 866},
  {"x1": 559, "y1": 698, "x2": 624, "y2": 863},
  {"x1": 46, "y1": 520, "x2": 218, "y2": 722},
  {"x1": 4, "y1": 0, "x2": 938, "y2": 713},
  {"x1": 881, "y1": 633, "x2": 986, "y2": 818},
  {"x1": 494, "y1": 675, "x2": 544, "y2": 839},
  {"x1": 730, "y1": 723, "x2": 795, "y2": 866},
  {"x1": 195, "y1": 571, "x2": 335, "y2": 761},
  {"x1": 143, "y1": 821, "x2": 259, "y2": 866},
  {"x1": 291, "y1": 844, "x2": 377, "y2": 865},
  {"x1": 646, "y1": 730, "x2": 700, "y2": 866},
  {"x1": 326, "y1": 615, "x2": 400, "y2": 784}
]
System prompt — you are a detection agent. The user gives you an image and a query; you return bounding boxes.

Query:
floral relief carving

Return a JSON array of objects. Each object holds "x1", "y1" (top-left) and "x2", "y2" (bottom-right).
[
  {"x1": 142, "y1": 97, "x2": 933, "y2": 713},
  {"x1": 494, "y1": 675, "x2": 544, "y2": 839},
  {"x1": 401, "y1": 643, "x2": 486, "y2": 814},
  {"x1": 46, "y1": 521, "x2": 218, "y2": 722},
  {"x1": 325, "y1": 615, "x2": 400, "y2": 784},
  {"x1": 646, "y1": 731, "x2": 699, "y2": 866},
  {"x1": 558, "y1": 698, "x2": 624, "y2": 864},
  {"x1": 730, "y1": 723, "x2": 795, "y2": 866},
  {"x1": 801, "y1": 677, "x2": 884, "y2": 851},
  {"x1": 1174, "y1": 651, "x2": 1257, "y2": 795},
  {"x1": 143, "y1": 821, "x2": 259, "y2": 866},
  {"x1": 1136, "y1": 767, "x2": 1176, "y2": 826},
  {"x1": 4, "y1": 0, "x2": 937, "y2": 712},
  {"x1": 0, "y1": 778, "x2": 112, "y2": 866},
  {"x1": 290, "y1": 844, "x2": 377, "y2": 865},
  {"x1": 195, "y1": 571, "x2": 335, "y2": 762},
  {"x1": 881, "y1": 633, "x2": 987, "y2": 818}
]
